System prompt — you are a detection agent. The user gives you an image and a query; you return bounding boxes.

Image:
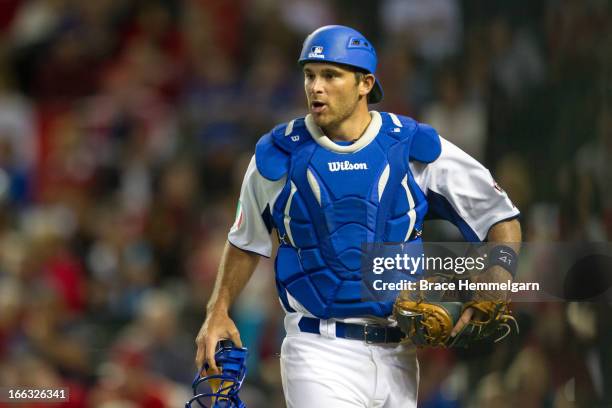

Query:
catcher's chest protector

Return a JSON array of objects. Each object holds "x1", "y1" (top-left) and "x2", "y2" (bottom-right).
[{"x1": 256, "y1": 113, "x2": 440, "y2": 319}]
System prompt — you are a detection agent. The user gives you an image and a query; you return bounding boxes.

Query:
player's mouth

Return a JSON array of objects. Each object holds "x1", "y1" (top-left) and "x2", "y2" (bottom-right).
[{"x1": 310, "y1": 101, "x2": 327, "y2": 114}]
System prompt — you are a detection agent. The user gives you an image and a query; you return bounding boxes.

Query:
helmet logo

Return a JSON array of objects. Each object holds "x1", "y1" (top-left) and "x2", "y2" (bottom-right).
[{"x1": 308, "y1": 46, "x2": 325, "y2": 59}]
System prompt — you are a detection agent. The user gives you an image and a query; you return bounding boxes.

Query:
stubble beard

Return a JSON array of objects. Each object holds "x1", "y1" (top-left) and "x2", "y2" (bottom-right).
[{"x1": 312, "y1": 94, "x2": 360, "y2": 132}]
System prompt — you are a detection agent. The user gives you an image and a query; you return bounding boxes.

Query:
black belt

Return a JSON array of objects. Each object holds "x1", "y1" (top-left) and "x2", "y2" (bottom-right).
[{"x1": 298, "y1": 317, "x2": 405, "y2": 344}]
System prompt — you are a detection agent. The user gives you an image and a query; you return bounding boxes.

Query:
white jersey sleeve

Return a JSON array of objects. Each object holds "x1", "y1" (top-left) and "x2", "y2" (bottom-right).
[
  {"x1": 227, "y1": 155, "x2": 285, "y2": 257},
  {"x1": 410, "y1": 136, "x2": 520, "y2": 241}
]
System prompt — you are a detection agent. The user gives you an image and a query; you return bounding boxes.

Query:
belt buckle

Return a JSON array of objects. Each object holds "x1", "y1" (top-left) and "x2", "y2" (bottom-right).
[{"x1": 364, "y1": 324, "x2": 387, "y2": 344}]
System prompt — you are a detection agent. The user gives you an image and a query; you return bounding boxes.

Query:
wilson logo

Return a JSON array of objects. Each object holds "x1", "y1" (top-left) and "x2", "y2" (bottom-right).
[{"x1": 328, "y1": 161, "x2": 369, "y2": 172}]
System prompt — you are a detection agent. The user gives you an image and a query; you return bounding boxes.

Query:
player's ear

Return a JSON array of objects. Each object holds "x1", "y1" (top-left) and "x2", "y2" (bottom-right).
[{"x1": 358, "y1": 73, "x2": 375, "y2": 98}]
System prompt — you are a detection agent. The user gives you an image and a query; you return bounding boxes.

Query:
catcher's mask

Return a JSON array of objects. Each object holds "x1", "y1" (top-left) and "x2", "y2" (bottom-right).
[{"x1": 186, "y1": 340, "x2": 248, "y2": 408}]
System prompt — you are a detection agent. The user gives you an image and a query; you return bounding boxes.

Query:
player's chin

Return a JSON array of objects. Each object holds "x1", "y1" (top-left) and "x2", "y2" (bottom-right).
[{"x1": 310, "y1": 111, "x2": 332, "y2": 127}]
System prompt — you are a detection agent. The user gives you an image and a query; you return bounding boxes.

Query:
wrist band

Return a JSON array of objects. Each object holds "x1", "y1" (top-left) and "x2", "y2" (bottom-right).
[{"x1": 488, "y1": 245, "x2": 518, "y2": 278}]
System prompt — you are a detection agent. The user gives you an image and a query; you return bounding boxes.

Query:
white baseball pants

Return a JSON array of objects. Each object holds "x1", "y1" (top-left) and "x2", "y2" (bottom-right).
[{"x1": 280, "y1": 314, "x2": 419, "y2": 408}]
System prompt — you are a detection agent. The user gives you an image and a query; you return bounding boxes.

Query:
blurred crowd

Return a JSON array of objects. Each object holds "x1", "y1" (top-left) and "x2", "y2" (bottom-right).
[{"x1": 0, "y1": 0, "x2": 610, "y2": 407}]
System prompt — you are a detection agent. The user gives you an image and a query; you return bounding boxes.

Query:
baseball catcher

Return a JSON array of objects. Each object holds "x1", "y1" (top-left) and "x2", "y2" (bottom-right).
[{"x1": 195, "y1": 24, "x2": 523, "y2": 407}]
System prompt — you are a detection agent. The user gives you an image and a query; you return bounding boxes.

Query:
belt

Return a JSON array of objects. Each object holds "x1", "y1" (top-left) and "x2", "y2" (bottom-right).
[{"x1": 298, "y1": 317, "x2": 405, "y2": 344}]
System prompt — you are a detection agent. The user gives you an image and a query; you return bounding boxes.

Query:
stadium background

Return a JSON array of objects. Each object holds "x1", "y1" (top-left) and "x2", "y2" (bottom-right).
[{"x1": 0, "y1": 0, "x2": 610, "y2": 406}]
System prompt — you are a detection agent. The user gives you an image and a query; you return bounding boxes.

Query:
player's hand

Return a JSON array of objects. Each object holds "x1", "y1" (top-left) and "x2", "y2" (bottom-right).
[
  {"x1": 195, "y1": 309, "x2": 243, "y2": 375},
  {"x1": 451, "y1": 266, "x2": 512, "y2": 337},
  {"x1": 450, "y1": 307, "x2": 474, "y2": 338}
]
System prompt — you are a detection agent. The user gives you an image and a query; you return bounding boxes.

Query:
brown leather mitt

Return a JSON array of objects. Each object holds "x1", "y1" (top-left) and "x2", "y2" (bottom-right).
[{"x1": 392, "y1": 300, "x2": 518, "y2": 348}]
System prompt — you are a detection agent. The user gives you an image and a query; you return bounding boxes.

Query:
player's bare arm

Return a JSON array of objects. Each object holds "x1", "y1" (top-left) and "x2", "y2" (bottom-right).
[
  {"x1": 195, "y1": 241, "x2": 260, "y2": 373},
  {"x1": 451, "y1": 218, "x2": 522, "y2": 337}
]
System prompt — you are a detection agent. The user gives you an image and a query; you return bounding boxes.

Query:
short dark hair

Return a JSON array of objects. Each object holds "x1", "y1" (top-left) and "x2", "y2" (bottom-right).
[{"x1": 352, "y1": 67, "x2": 369, "y2": 85}]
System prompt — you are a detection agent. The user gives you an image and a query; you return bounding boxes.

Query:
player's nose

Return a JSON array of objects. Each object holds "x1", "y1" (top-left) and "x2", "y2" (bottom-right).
[{"x1": 308, "y1": 76, "x2": 325, "y2": 95}]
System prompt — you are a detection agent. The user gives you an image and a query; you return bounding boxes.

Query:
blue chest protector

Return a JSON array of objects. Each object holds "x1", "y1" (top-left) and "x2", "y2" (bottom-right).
[{"x1": 255, "y1": 112, "x2": 441, "y2": 319}]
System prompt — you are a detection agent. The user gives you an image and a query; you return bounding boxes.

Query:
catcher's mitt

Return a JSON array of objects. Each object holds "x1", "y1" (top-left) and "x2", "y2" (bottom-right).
[{"x1": 392, "y1": 299, "x2": 518, "y2": 348}]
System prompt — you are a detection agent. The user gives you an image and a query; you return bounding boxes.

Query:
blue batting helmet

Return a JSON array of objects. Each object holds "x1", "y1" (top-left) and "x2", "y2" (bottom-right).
[
  {"x1": 298, "y1": 25, "x2": 383, "y2": 104},
  {"x1": 186, "y1": 341, "x2": 248, "y2": 408}
]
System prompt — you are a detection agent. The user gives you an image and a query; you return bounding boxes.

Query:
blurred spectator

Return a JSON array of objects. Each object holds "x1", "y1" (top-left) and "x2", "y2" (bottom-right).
[
  {"x1": 32, "y1": 25, "x2": 99, "y2": 102},
  {"x1": 278, "y1": 0, "x2": 336, "y2": 35},
  {"x1": 0, "y1": 65, "x2": 36, "y2": 205},
  {"x1": 422, "y1": 68, "x2": 487, "y2": 160},
  {"x1": 494, "y1": 154, "x2": 533, "y2": 218},
  {"x1": 8, "y1": 0, "x2": 66, "y2": 48},
  {"x1": 112, "y1": 290, "x2": 194, "y2": 384},
  {"x1": 20, "y1": 287, "x2": 90, "y2": 377},
  {"x1": 380, "y1": 0, "x2": 462, "y2": 62},
  {"x1": 241, "y1": 45, "x2": 300, "y2": 134},
  {"x1": 88, "y1": 348, "x2": 171, "y2": 408},
  {"x1": 378, "y1": 44, "x2": 428, "y2": 117},
  {"x1": 472, "y1": 372, "x2": 511, "y2": 408},
  {"x1": 181, "y1": 46, "x2": 242, "y2": 154},
  {"x1": 417, "y1": 348, "x2": 461, "y2": 407},
  {"x1": 505, "y1": 347, "x2": 551, "y2": 407},
  {"x1": 574, "y1": 105, "x2": 612, "y2": 239},
  {"x1": 488, "y1": 17, "x2": 545, "y2": 101}
]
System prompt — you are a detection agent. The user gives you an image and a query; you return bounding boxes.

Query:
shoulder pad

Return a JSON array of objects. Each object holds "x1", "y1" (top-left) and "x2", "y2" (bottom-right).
[
  {"x1": 380, "y1": 113, "x2": 441, "y2": 163},
  {"x1": 380, "y1": 112, "x2": 418, "y2": 142},
  {"x1": 255, "y1": 118, "x2": 311, "y2": 181},
  {"x1": 410, "y1": 123, "x2": 441, "y2": 163},
  {"x1": 255, "y1": 132, "x2": 288, "y2": 181}
]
